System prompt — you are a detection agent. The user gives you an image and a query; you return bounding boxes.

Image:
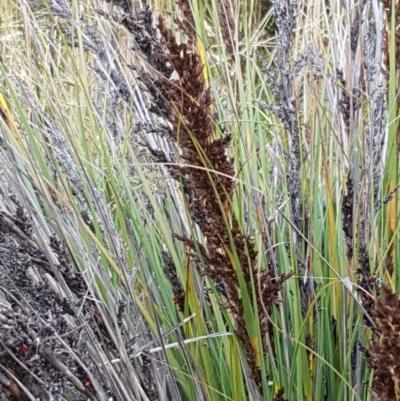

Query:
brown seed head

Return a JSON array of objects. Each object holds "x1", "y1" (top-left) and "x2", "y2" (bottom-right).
[{"x1": 8, "y1": 382, "x2": 21, "y2": 398}]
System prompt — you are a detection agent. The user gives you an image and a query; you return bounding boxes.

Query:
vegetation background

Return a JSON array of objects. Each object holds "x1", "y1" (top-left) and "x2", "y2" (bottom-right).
[{"x1": 0, "y1": 0, "x2": 399, "y2": 400}]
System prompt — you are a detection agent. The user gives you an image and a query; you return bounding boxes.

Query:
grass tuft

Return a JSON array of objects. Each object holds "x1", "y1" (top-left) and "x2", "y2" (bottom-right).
[{"x1": 0, "y1": 0, "x2": 399, "y2": 400}]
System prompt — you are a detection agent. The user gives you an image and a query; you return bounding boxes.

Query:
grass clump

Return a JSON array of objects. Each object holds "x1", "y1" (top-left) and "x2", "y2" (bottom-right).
[{"x1": 0, "y1": 0, "x2": 399, "y2": 400}]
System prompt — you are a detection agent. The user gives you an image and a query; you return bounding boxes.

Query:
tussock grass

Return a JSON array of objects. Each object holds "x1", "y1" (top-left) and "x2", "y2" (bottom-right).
[{"x1": 0, "y1": 0, "x2": 399, "y2": 400}]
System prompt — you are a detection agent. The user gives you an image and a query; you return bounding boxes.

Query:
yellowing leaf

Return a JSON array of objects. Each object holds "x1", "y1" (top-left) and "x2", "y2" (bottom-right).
[
  {"x1": 250, "y1": 336, "x2": 261, "y2": 368},
  {"x1": 0, "y1": 92, "x2": 19, "y2": 132},
  {"x1": 197, "y1": 40, "x2": 209, "y2": 87}
]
